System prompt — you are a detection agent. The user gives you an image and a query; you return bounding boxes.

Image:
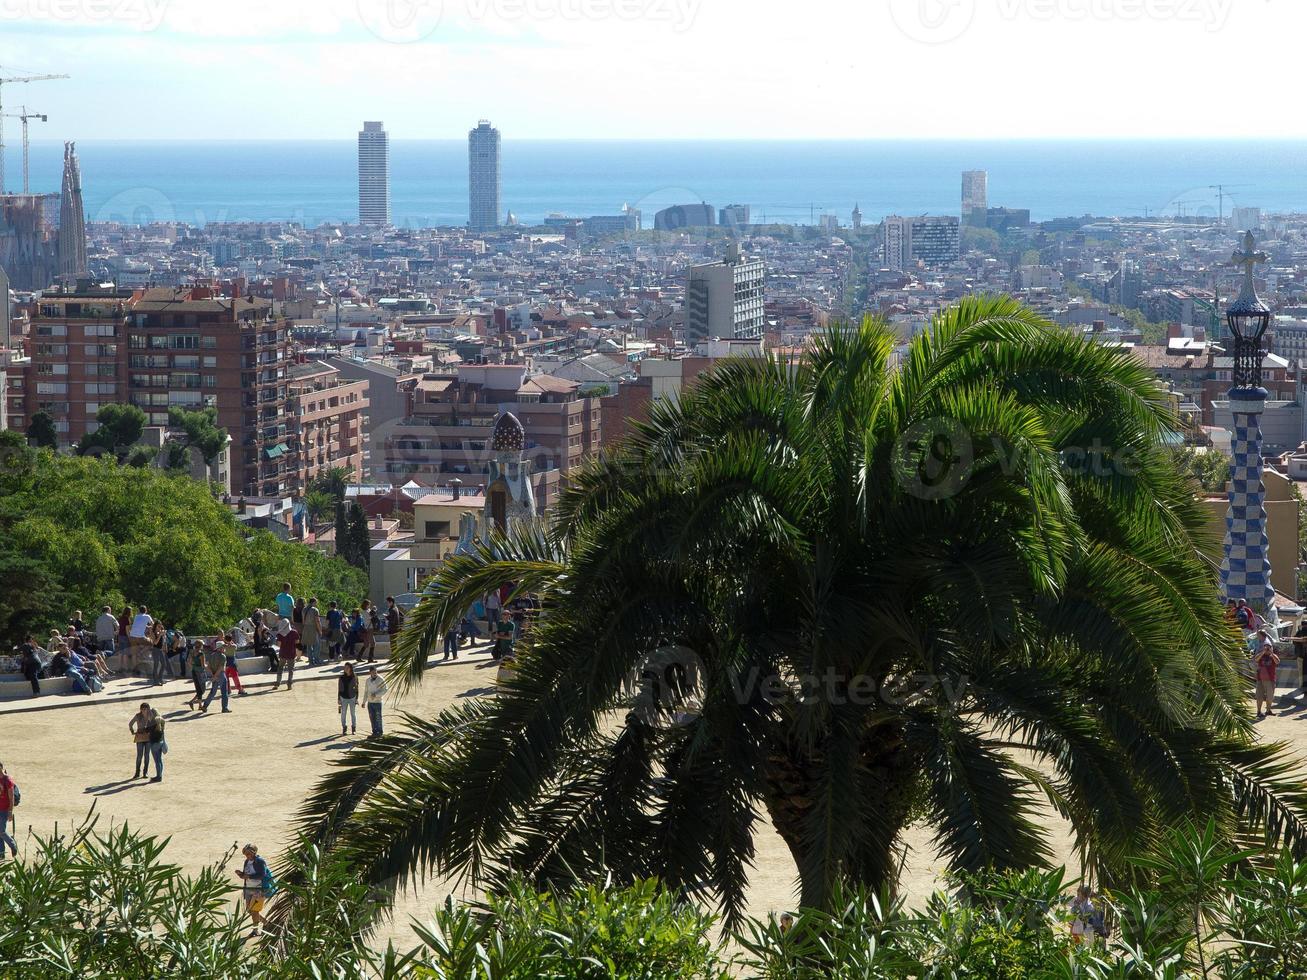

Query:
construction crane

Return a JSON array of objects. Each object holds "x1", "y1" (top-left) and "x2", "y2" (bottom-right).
[
  {"x1": 2, "y1": 106, "x2": 46, "y2": 193},
  {"x1": 1210, "y1": 183, "x2": 1251, "y2": 228},
  {"x1": 0, "y1": 67, "x2": 69, "y2": 195}
]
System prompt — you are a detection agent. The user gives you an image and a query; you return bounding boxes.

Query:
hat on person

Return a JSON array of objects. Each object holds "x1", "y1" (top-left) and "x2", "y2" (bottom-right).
[{"x1": 277, "y1": 618, "x2": 291, "y2": 636}]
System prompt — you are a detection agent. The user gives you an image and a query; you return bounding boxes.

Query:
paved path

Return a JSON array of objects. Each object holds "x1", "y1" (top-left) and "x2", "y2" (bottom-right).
[{"x1": 5, "y1": 651, "x2": 1307, "y2": 945}]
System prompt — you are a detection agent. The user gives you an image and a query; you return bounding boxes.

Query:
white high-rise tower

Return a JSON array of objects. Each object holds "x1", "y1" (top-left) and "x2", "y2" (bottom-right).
[
  {"x1": 358, "y1": 121, "x2": 390, "y2": 228},
  {"x1": 468, "y1": 120, "x2": 501, "y2": 234},
  {"x1": 961, "y1": 169, "x2": 987, "y2": 219}
]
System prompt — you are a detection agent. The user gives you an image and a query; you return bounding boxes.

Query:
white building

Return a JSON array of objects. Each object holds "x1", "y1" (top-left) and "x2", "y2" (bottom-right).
[
  {"x1": 468, "y1": 120, "x2": 501, "y2": 234},
  {"x1": 357, "y1": 121, "x2": 390, "y2": 228},
  {"x1": 685, "y1": 242, "x2": 766, "y2": 342},
  {"x1": 880, "y1": 215, "x2": 961, "y2": 270}
]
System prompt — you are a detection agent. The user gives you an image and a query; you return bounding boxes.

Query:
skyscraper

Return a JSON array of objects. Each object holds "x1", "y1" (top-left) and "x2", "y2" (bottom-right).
[
  {"x1": 468, "y1": 120, "x2": 501, "y2": 233},
  {"x1": 357, "y1": 121, "x2": 390, "y2": 228},
  {"x1": 961, "y1": 169, "x2": 987, "y2": 220},
  {"x1": 57, "y1": 141, "x2": 87, "y2": 281}
]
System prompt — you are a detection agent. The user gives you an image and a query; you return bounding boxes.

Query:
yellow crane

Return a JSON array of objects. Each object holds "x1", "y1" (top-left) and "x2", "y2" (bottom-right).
[
  {"x1": 0, "y1": 67, "x2": 69, "y2": 195},
  {"x1": 2, "y1": 106, "x2": 47, "y2": 194}
]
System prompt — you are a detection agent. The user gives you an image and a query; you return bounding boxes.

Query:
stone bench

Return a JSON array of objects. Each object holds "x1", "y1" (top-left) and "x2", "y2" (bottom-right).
[{"x1": 0, "y1": 676, "x2": 74, "y2": 700}]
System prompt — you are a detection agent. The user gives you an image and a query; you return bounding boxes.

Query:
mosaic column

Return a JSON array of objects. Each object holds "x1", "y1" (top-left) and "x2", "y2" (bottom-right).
[{"x1": 1219, "y1": 393, "x2": 1276, "y2": 617}]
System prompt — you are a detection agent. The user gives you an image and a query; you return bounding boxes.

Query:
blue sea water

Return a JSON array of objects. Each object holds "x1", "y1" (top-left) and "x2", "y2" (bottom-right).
[{"x1": 13, "y1": 139, "x2": 1307, "y2": 229}]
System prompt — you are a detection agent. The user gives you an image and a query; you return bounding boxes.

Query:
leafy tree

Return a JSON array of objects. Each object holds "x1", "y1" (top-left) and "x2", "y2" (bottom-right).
[
  {"x1": 0, "y1": 452, "x2": 367, "y2": 634},
  {"x1": 168, "y1": 405, "x2": 229, "y2": 464},
  {"x1": 1174, "y1": 447, "x2": 1230, "y2": 494},
  {"x1": 295, "y1": 298, "x2": 1307, "y2": 925},
  {"x1": 77, "y1": 403, "x2": 147, "y2": 459},
  {"x1": 25, "y1": 411, "x2": 57, "y2": 449}
]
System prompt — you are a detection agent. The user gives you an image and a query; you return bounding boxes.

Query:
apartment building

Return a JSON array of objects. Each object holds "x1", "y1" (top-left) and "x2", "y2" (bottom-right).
[
  {"x1": 286, "y1": 359, "x2": 370, "y2": 492},
  {"x1": 383, "y1": 362, "x2": 599, "y2": 507}
]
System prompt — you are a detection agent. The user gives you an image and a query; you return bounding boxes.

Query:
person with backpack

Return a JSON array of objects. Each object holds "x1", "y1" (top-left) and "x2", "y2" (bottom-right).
[
  {"x1": 146, "y1": 707, "x2": 168, "y2": 783},
  {"x1": 235, "y1": 843, "x2": 275, "y2": 938},
  {"x1": 0, "y1": 762, "x2": 19, "y2": 859}
]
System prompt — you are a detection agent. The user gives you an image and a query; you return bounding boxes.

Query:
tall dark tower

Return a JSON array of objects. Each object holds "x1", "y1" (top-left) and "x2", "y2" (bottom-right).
[{"x1": 57, "y1": 141, "x2": 87, "y2": 280}]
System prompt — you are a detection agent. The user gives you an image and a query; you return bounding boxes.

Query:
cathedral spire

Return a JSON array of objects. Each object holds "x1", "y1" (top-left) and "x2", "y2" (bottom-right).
[{"x1": 58, "y1": 140, "x2": 87, "y2": 281}]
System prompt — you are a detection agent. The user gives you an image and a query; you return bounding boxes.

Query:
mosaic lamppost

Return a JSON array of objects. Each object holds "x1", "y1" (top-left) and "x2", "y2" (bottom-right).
[{"x1": 1218, "y1": 231, "x2": 1276, "y2": 624}]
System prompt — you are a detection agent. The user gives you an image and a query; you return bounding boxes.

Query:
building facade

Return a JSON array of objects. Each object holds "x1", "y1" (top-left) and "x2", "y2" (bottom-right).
[
  {"x1": 468, "y1": 120, "x2": 501, "y2": 233},
  {"x1": 286, "y1": 360, "x2": 370, "y2": 493},
  {"x1": 880, "y1": 215, "x2": 961, "y2": 270},
  {"x1": 962, "y1": 169, "x2": 988, "y2": 218},
  {"x1": 357, "y1": 121, "x2": 390, "y2": 228},
  {"x1": 685, "y1": 242, "x2": 766, "y2": 342}
]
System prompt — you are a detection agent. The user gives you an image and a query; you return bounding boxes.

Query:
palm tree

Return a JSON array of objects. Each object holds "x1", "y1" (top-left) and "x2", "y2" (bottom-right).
[{"x1": 294, "y1": 298, "x2": 1307, "y2": 925}]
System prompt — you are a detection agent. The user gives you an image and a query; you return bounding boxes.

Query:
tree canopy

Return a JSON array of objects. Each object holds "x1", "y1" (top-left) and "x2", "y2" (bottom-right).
[{"x1": 0, "y1": 445, "x2": 368, "y2": 637}]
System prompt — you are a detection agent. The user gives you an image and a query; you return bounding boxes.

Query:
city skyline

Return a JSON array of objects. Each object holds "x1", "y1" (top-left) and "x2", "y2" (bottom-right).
[{"x1": 0, "y1": 0, "x2": 1299, "y2": 141}]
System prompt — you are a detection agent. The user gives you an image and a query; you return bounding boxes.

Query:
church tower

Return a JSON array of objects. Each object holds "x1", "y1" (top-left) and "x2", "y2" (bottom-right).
[{"x1": 57, "y1": 142, "x2": 87, "y2": 281}]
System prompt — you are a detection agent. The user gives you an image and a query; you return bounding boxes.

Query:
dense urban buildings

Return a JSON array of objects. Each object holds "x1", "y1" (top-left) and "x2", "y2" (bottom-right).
[
  {"x1": 468, "y1": 120, "x2": 501, "y2": 233},
  {"x1": 357, "y1": 121, "x2": 390, "y2": 228},
  {"x1": 686, "y1": 242, "x2": 766, "y2": 341}
]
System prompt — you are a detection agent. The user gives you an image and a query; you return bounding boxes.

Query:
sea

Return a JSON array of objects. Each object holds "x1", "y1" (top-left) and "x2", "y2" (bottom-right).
[{"x1": 15, "y1": 139, "x2": 1307, "y2": 229}]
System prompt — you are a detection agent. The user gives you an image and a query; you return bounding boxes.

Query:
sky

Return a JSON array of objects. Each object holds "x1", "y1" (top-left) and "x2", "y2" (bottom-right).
[{"x1": 0, "y1": 0, "x2": 1298, "y2": 141}]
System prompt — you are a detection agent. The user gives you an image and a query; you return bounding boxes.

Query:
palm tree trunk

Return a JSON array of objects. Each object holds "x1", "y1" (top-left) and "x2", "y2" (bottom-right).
[{"x1": 762, "y1": 736, "x2": 918, "y2": 910}]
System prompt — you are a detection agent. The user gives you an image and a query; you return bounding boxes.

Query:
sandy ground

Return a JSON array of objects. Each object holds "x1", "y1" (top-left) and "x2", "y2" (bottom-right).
[{"x1": 4, "y1": 651, "x2": 1307, "y2": 948}]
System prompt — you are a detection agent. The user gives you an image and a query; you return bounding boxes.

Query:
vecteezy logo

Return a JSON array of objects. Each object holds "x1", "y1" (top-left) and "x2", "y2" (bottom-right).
[
  {"x1": 356, "y1": 0, "x2": 443, "y2": 43},
  {"x1": 892, "y1": 417, "x2": 974, "y2": 500},
  {"x1": 887, "y1": 0, "x2": 976, "y2": 44},
  {"x1": 629, "y1": 644, "x2": 703, "y2": 728}
]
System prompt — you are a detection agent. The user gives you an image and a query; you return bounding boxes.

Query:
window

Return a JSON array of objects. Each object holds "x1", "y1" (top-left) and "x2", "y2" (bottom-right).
[
  {"x1": 85, "y1": 383, "x2": 117, "y2": 396},
  {"x1": 83, "y1": 323, "x2": 117, "y2": 338},
  {"x1": 174, "y1": 334, "x2": 200, "y2": 350},
  {"x1": 201, "y1": 335, "x2": 218, "y2": 349},
  {"x1": 203, "y1": 375, "x2": 218, "y2": 388},
  {"x1": 173, "y1": 355, "x2": 200, "y2": 369},
  {"x1": 203, "y1": 356, "x2": 217, "y2": 368},
  {"x1": 35, "y1": 344, "x2": 67, "y2": 357},
  {"x1": 129, "y1": 334, "x2": 147, "y2": 349},
  {"x1": 424, "y1": 520, "x2": 451, "y2": 540},
  {"x1": 35, "y1": 324, "x2": 67, "y2": 337},
  {"x1": 36, "y1": 382, "x2": 68, "y2": 395}
]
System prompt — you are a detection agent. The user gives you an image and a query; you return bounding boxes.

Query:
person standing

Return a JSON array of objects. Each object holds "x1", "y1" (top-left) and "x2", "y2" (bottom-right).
[
  {"x1": 129, "y1": 703, "x2": 154, "y2": 778},
  {"x1": 301, "y1": 598, "x2": 322, "y2": 667},
  {"x1": 223, "y1": 638, "x2": 247, "y2": 696},
  {"x1": 325, "y1": 601, "x2": 345, "y2": 660},
  {"x1": 129, "y1": 605, "x2": 155, "y2": 674},
  {"x1": 235, "y1": 844, "x2": 272, "y2": 938},
  {"x1": 485, "y1": 590, "x2": 501, "y2": 629},
  {"x1": 274, "y1": 620, "x2": 299, "y2": 691},
  {"x1": 386, "y1": 596, "x2": 403, "y2": 640},
  {"x1": 1254, "y1": 632, "x2": 1281, "y2": 719},
  {"x1": 338, "y1": 662, "x2": 359, "y2": 735},
  {"x1": 0, "y1": 763, "x2": 18, "y2": 860},
  {"x1": 363, "y1": 665, "x2": 387, "y2": 737},
  {"x1": 274, "y1": 584, "x2": 295, "y2": 621},
  {"x1": 146, "y1": 707, "x2": 167, "y2": 783},
  {"x1": 95, "y1": 605, "x2": 118, "y2": 656},
  {"x1": 358, "y1": 602, "x2": 376, "y2": 663},
  {"x1": 187, "y1": 645, "x2": 207, "y2": 710},
  {"x1": 149, "y1": 621, "x2": 171, "y2": 686},
  {"x1": 200, "y1": 642, "x2": 232, "y2": 714},
  {"x1": 443, "y1": 623, "x2": 459, "y2": 661}
]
